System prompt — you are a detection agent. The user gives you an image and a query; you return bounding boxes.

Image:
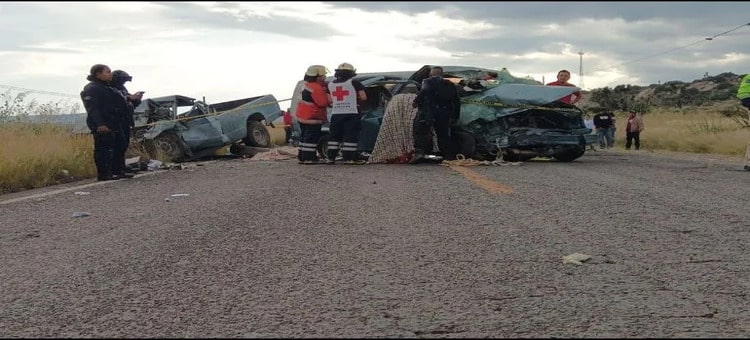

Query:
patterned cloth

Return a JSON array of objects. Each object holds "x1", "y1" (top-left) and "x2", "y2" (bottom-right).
[{"x1": 369, "y1": 94, "x2": 437, "y2": 164}]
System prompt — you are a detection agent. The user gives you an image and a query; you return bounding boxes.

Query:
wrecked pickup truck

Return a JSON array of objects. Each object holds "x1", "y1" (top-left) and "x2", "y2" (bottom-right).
[
  {"x1": 133, "y1": 94, "x2": 282, "y2": 161},
  {"x1": 292, "y1": 65, "x2": 596, "y2": 162}
]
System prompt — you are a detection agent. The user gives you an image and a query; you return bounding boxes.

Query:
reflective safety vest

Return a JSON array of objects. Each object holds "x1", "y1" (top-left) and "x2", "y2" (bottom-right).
[
  {"x1": 295, "y1": 81, "x2": 329, "y2": 122},
  {"x1": 328, "y1": 79, "x2": 358, "y2": 115},
  {"x1": 737, "y1": 74, "x2": 750, "y2": 100}
]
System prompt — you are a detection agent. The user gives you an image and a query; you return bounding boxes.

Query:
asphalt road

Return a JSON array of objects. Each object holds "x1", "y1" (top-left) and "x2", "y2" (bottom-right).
[{"x1": 1, "y1": 149, "x2": 749, "y2": 338}]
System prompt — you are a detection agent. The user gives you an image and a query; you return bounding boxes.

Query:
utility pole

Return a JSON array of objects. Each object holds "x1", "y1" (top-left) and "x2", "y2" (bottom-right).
[{"x1": 578, "y1": 51, "x2": 585, "y2": 89}]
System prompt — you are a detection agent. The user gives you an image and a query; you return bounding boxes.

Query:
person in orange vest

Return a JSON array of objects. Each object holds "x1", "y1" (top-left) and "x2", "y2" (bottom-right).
[
  {"x1": 326, "y1": 62, "x2": 367, "y2": 165},
  {"x1": 295, "y1": 65, "x2": 331, "y2": 164}
]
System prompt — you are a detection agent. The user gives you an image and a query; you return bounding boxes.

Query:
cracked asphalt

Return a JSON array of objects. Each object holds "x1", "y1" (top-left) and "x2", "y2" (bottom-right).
[{"x1": 0, "y1": 149, "x2": 749, "y2": 338}]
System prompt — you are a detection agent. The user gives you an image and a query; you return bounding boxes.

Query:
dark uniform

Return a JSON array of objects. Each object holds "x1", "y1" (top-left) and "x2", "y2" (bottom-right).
[
  {"x1": 412, "y1": 75, "x2": 461, "y2": 161},
  {"x1": 81, "y1": 79, "x2": 130, "y2": 180},
  {"x1": 111, "y1": 70, "x2": 141, "y2": 173}
]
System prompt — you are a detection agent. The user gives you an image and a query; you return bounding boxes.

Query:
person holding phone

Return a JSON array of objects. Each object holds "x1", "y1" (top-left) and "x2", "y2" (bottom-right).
[
  {"x1": 80, "y1": 64, "x2": 131, "y2": 181},
  {"x1": 111, "y1": 69, "x2": 144, "y2": 174}
]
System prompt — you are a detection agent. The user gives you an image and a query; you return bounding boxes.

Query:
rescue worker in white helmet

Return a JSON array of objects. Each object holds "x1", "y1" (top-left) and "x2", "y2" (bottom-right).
[
  {"x1": 295, "y1": 65, "x2": 331, "y2": 164},
  {"x1": 326, "y1": 62, "x2": 367, "y2": 164}
]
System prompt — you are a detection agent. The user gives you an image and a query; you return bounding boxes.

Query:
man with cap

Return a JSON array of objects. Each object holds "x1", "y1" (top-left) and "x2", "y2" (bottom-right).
[
  {"x1": 326, "y1": 62, "x2": 367, "y2": 164},
  {"x1": 111, "y1": 70, "x2": 144, "y2": 174},
  {"x1": 295, "y1": 65, "x2": 331, "y2": 164}
]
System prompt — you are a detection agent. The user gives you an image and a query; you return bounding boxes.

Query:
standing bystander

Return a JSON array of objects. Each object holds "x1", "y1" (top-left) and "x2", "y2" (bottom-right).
[{"x1": 625, "y1": 111, "x2": 645, "y2": 150}]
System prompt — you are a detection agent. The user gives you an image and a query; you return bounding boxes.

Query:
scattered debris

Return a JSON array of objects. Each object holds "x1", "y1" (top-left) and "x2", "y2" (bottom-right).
[
  {"x1": 562, "y1": 253, "x2": 592, "y2": 265},
  {"x1": 247, "y1": 146, "x2": 298, "y2": 161},
  {"x1": 147, "y1": 160, "x2": 163, "y2": 171},
  {"x1": 71, "y1": 212, "x2": 91, "y2": 218},
  {"x1": 74, "y1": 191, "x2": 90, "y2": 195}
]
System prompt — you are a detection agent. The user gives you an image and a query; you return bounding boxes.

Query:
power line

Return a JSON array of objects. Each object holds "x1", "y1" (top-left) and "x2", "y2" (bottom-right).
[
  {"x1": 593, "y1": 22, "x2": 750, "y2": 73},
  {"x1": 0, "y1": 84, "x2": 79, "y2": 99}
]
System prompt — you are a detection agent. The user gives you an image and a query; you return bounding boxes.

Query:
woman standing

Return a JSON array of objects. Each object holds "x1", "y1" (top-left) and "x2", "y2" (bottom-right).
[
  {"x1": 80, "y1": 64, "x2": 131, "y2": 180},
  {"x1": 295, "y1": 65, "x2": 331, "y2": 164}
]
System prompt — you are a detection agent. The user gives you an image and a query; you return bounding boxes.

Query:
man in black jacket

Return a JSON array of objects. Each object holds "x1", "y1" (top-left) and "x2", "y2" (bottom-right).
[
  {"x1": 111, "y1": 70, "x2": 144, "y2": 174},
  {"x1": 593, "y1": 111, "x2": 616, "y2": 148},
  {"x1": 411, "y1": 66, "x2": 461, "y2": 163}
]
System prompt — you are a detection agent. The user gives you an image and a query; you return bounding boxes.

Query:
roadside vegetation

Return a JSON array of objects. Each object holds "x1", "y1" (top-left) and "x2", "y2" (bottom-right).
[
  {"x1": 1, "y1": 71, "x2": 748, "y2": 194},
  {"x1": 610, "y1": 105, "x2": 750, "y2": 156}
]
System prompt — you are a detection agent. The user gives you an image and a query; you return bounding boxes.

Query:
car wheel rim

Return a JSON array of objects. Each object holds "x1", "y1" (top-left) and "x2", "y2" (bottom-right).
[
  {"x1": 155, "y1": 137, "x2": 181, "y2": 159},
  {"x1": 253, "y1": 129, "x2": 268, "y2": 145}
]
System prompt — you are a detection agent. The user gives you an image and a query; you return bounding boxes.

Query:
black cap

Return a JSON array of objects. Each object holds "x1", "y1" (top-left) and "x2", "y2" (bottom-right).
[{"x1": 112, "y1": 70, "x2": 132, "y2": 82}]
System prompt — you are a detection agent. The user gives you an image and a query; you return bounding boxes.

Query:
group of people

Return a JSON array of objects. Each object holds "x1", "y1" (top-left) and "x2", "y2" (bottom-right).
[
  {"x1": 80, "y1": 64, "x2": 144, "y2": 181},
  {"x1": 293, "y1": 63, "x2": 369, "y2": 165},
  {"x1": 293, "y1": 64, "x2": 463, "y2": 164},
  {"x1": 591, "y1": 110, "x2": 645, "y2": 150}
]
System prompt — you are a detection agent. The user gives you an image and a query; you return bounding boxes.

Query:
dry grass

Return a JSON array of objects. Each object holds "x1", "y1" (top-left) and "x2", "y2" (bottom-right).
[
  {"x1": 612, "y1": 106, "x2": 750, "y2": 156},
  {"x1": 1, "y1": 109, "x2": 747, "y2": 194},
  {"x1": 0, "y1": 122, "x2": 95, "y2": 194}
]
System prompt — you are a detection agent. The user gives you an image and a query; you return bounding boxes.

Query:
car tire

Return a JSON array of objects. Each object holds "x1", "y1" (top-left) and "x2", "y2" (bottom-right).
[
  {"x1": 244, "y1": 120, "x2": 271, "y2": 147},
  {"x1": 552, "y1": 145, "x2": 586, "y2": 162},
  {"x1": 151, "y1": 132, "x2": 185, "y2": 162}
]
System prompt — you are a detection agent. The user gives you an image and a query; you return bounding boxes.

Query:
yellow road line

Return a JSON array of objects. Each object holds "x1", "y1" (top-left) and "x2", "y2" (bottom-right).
[{"x1": 448, "y1": 165, "x2": 513, "y2": 194}]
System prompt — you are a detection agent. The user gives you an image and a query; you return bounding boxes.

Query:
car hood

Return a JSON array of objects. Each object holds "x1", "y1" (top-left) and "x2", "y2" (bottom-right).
[{"x1": 459, "y1": 84, "x2": 582, "y2": 125}]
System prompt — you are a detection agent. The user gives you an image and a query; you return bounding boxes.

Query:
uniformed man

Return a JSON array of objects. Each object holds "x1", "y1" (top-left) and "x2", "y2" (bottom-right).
[
  {"x1": 111, "y1": 69, "x2": 144, "y2": 174},
  {"x1": 326, "y1": 62, "x2": 367, "y2": 164},
  {"x1": 411, "y1": 66, "x2": 461, "y2": 163}
]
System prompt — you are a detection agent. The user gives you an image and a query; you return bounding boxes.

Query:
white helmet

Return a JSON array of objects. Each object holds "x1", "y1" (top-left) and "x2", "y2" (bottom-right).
[
  {"x1": 335, "y1": 62, "x2": 356, "y2": 72},
  {"x1": 305, "y1": 65, "x2": 329, "y2": 77}
]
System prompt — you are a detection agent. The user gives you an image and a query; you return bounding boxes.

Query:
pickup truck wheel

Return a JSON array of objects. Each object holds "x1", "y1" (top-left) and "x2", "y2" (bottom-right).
[
  {"x1": 152, "y1": 133, "x2": 185, "y2": 162},
  {"x1": 245, "y1": 120, "x2": 271, "y2": 147}
]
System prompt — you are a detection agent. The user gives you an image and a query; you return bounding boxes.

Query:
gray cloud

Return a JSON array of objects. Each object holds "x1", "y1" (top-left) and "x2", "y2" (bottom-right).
[{"x1": 156, "y1": 3, "x2": 344, "y2": 39}]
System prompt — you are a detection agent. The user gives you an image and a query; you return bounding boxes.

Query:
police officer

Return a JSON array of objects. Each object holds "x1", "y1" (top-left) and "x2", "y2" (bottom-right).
[
  {"x1": 111, "y1": 70, "x2": 144, "y2": 174},
  {"x1": 326, "y1": 62, "x2": 367, "y2": 164},
  {"x1": 80, "y1": 64, "x2": 132, "y2": 181},
  {"x1": 411, "y1": 66, "x2": 461, "y2": 163}
]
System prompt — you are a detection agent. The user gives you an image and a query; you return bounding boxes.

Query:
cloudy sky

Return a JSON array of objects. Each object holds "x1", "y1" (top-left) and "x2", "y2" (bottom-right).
[{"x1": 1, "y1": 1, "x2": 749, "y2": 110}]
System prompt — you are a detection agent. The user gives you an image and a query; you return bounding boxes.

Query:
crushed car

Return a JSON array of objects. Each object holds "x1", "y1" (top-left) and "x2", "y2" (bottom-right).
[
  {"x1": 133, "y1": 94, "x2": 283, "y2": 161},
  {"x1": 290, "y1": 65, "x2": 597, "y2": 162}
]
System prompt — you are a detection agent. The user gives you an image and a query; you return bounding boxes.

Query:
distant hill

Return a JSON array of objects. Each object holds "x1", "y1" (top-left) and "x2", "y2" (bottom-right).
[{"x1": 577, "y1": 72, "x2": 742, "y2": 113}]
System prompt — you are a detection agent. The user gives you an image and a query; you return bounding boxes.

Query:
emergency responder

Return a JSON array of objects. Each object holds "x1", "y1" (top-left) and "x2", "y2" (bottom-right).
[
  {"x1": 326, "y1": 62, "x2": 367, "y2": 164},
  {"x1": 295, "y1": 65, "x2": 331, "y2": 164},
  {"x1": 411, "y1": 66, "x2": 461, "y2": 163},
  {"x1": 111, "y1": 70, "x2": 144, "y2": 174},
  {"x1": 80, "y1": 64, "x2": 131, "y2": 181}
]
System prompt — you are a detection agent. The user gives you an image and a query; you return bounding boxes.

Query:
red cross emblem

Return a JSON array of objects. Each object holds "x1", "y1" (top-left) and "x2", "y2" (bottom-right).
[{"x1": 332, "y1": 86, "x2": 350, "y2": 101}]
